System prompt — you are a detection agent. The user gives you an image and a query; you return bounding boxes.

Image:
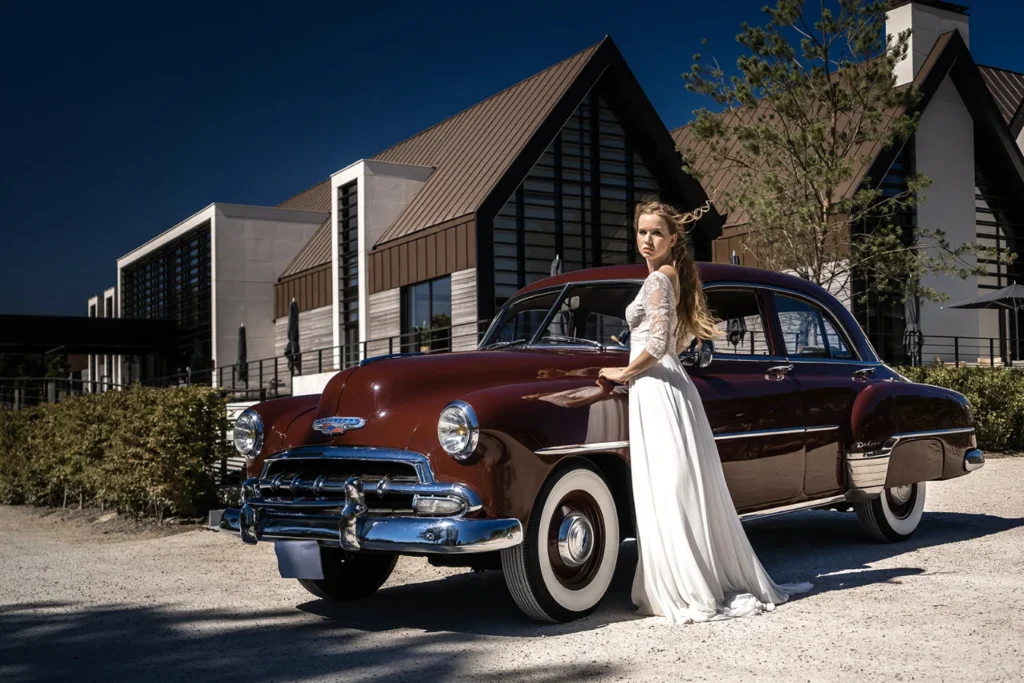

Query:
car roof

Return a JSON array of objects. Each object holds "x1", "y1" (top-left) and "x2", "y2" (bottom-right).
[{"x1": 517, "y1": 263, "x2": 827, "y2": 300}]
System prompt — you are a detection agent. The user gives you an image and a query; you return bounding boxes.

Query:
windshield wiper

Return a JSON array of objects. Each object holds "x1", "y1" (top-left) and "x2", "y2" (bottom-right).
[
  {"x1": 536, "y1": 334, "x2": 604, "y2": 349},
  {"x1": 481, "y1": 338, "x2": 530, "y2": 350}
]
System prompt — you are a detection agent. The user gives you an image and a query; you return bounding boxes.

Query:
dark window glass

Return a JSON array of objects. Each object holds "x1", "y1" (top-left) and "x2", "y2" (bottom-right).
[
  {"x1": 775, "y1": 295, "x2": 855, "y2": 360},
  {"x1": 401, "y1": 276, "x2": 452, "y2": 353},
  {"x1": 705, "y1": 289, "x2": 771, "y2": 356},
  {"x1": 490, "y1": 91, "x2": 664, "y2": 310},
  {"x1": 482, "y1": 290, "x2": 560, "y2": 347},
  {"x1": 338, "y1": 181, "x2": 360, "y2": 367},
  {"x1": 535, "y1": 283, "x2": 639, "y2": 349}
]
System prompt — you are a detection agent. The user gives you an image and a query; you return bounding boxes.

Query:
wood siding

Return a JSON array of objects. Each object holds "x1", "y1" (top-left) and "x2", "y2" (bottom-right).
[
  {"x1": 366, "y1": 288, "x2": 402, "y2": 357},
  {"x1": 368, "y1": 218, "x2": 476, "y2": 294},
  {"x1": 273, "y1": 305, "x2": 333, "y2": 357},
  {"x1": 450, "y1": 268, "x2": 479, "y2": 351},
  {"x1": 274, "y1": 263, "x2": 333, "y2": 319}
]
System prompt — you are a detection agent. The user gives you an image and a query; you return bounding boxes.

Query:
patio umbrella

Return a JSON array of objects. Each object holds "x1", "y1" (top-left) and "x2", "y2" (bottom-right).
[
  {"x1": 284, "y1": 298, "x2": 301, "y2": 375},
  {"x1": 726, "y1": 252, "x2": 747, "y2": 351},
  {"x1": 549, "y1": 254, "x2": 566, "y2": 336},
  {"x1": 235, "y1": 323, "x2": 248, "y2": 386},
  {"x1": 550, "y1": 253, "x2": 563, "y2": 276},
  {"x1": 902, "y1": 281, "x2": 923, "y2": 366},
  {"x1": 943, "y1": 282, "x2": 1024, "y2": 363}
]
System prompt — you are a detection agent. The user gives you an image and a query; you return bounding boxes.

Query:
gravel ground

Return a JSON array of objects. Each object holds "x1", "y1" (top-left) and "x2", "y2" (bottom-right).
[{"x1": 1, "y1": 457, "x2": 1022, "y2": 683}]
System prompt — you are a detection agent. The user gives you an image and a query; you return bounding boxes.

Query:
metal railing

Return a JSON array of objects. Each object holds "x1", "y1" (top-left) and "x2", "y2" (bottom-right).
[
  {"x1": 143, "y1": 319, "x2": 493, "y2": 400},
  {"x1": 0, "y1": 377, "x2": 129, "y2": 409},
  {"x1": 869, "y1": 332, "x2": 1023, "y2": 368}
]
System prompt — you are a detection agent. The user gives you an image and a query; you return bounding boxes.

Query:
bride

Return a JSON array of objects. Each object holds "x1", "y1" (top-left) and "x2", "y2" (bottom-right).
[{"x1": 598, "y1": 200, "x2": 812, "y2": 624}]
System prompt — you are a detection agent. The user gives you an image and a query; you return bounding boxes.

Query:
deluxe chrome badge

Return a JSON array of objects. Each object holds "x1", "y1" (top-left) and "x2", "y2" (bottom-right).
[{"x1": 312, "y1": 417, "x2": 367, "y2": 435}]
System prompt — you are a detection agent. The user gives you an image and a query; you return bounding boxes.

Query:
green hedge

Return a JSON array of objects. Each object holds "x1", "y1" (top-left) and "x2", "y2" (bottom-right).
[
  {"x1": 0, "y1": 386, "x2": 230, "y2": 518},
  {"x1": 895, "y1": 365, "x2": 1024, "y2": 452}
]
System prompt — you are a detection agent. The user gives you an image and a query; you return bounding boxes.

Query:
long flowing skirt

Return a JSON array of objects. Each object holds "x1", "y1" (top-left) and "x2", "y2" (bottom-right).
[{"x1": 628, "y1": 345, "x2": 812, "y2": 624}]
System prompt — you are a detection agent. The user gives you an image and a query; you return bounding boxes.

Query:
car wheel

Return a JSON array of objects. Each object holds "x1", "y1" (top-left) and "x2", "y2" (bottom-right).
[
  {"x1": 297, "y1": 546, "x2": 398, "y2": 600},
  {"x1": 501, "y1": 460, "x2": 620, "y2": 623},
  {"x1": 854, "y1": 481, "x2": 927, "y2": 543}
]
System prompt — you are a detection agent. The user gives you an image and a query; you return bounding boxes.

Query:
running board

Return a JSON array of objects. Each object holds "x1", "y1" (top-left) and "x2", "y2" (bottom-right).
[{"x1": 738, "y1": 495, "x2": 848, "y2": 523}]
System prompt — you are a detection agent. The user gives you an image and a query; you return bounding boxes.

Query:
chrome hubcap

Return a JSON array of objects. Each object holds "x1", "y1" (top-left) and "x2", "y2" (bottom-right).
[
  {"x1": 557, "y1": 512, "x2": 594, "y2": 567},
  {"x1": 889, "y1": 485, "x2": 913, "y2": 506}
]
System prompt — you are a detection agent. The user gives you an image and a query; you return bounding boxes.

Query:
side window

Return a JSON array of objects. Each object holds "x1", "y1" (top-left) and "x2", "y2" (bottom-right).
[
  {"x1": 775, "y1": 295, "x2": 855, "y2": 360},
  {"x1": 488, "y1": 290, "x2": 560, "y2": 345},
  {"x1": 705, "y1": 288, "x2": 772, "y2": 356}
]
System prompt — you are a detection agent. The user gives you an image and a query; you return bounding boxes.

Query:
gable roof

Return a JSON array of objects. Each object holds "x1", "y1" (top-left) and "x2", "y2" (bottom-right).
[
  {"x1": 371, "y1": 41, "x2": 602, "y2": 244},
  {"x1": 672, "y1": 30, "x2": 1024, "y2": 233},
  {"x1": 276, "y1": 178, "x2": 331, "y2": 213},
  {"x1": 279, "y1": 215, "x2": 332, "y2": 278},
  {"x1": 978, "y1": 65, "x2": 1024, "y2": 135}
]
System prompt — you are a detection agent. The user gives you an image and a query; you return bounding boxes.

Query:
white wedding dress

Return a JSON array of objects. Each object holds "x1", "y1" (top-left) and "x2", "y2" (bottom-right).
[{"x1": 625, "y1": 270, "x2": 812, "y2": 624}]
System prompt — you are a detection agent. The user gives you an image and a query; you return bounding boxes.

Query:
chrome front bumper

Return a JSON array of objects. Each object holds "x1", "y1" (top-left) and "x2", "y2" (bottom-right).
[
  {"x1": 219, "y1": 506, "x2": 522, "y2": 554},
  {"x1": 218, "y1": 445, "x2": 522, "y2": 554}
]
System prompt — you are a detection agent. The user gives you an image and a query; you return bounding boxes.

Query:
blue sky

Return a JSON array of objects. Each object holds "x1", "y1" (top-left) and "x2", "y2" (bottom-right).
[{"x1": 3, "y1": 0, "x2": 1024, "y2": 315}]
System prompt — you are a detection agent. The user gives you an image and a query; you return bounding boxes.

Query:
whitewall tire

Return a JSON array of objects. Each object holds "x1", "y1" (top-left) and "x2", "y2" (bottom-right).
[
  {"x1": 854, "y1": 481, "x2": 926, "y2": 543},
  {"x1": 501, "y1": 461, "x2": 620, "y2": 623}
]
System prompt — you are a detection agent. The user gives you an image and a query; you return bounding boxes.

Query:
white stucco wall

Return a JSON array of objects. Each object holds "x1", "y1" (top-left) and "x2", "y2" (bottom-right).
[
  {"x1": 212, "y1": 204, "x2": 327, "y2": 373},
  {"x1": 887, "y1": 2, "x2": 969, "y2": 87},
  {"x1": 915, "y1": 74, "x2": 979, "y2": 357}
]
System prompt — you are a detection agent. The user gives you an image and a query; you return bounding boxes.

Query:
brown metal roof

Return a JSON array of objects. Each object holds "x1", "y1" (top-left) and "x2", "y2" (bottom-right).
[
  {"x1": 371, "y1": 40, "x2": 604, "y2": 245},
  {"x1": 978, "y1": 65, "x2": 1024, "y2": 126},
  {"x1": 276, "y1": 178, "x2": 332, "y2": 213},
  {"x1": 671, "y1": 32, "x2": 956, "y2": 231},
  {"x1": 279, "y1": 215, "x2": 332, "y2": 278}
]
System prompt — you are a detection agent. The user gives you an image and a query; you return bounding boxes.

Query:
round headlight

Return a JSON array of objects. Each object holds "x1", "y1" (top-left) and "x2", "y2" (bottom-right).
[
  {"x1": 437, "y1": 401, "x2": 479, "y2": 460},
  {"x1": 233, "y1": 409, "x2": 264, "y2": 459}
]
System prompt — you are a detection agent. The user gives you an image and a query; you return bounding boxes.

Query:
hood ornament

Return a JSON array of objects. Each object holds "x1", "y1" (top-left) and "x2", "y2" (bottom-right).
[{"x1": 312, "y1": 417, "x2": 367, "y2": 435}]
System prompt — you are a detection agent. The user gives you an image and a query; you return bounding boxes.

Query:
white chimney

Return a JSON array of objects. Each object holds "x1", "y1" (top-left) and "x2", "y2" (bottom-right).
[{"x1": 886, "y1": 1, "x2": 970, "y2": 87}]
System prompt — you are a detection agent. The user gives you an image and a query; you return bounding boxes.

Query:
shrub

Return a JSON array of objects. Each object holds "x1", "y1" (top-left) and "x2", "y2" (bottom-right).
[
  {"x1": 895, "y1": 365, "x2": 1024, "y2": 452},
  {"x1": 0, "y1": 386, "x2": 230, "y2": 518}
]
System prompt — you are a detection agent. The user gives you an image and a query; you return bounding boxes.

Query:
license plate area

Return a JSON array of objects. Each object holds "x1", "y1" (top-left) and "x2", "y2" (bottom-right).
[{"x1": 274, "y1": 540, "x2": 324, "y2": 579}]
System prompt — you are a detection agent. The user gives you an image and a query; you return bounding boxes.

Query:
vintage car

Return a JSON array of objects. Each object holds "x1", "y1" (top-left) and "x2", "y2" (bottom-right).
[{"x1": 220, "y1": 262, "x2": 983, "y2": 623}]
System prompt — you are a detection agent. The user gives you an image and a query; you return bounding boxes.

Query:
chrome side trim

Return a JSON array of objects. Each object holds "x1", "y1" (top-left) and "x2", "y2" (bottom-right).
[
  {"x1": 535, "y1": 441, "x2": 630, "y2": 456},
  {"x1": 713, "y1": 427, "x2": 805, "y2": 441},
  {"x1": 805, "y1": 425, "x2": 841, "y2": 433},
  {"x1": 891, "y1": 426, "x2": 975, "y2": 440},
  {"x1": 739, "y1": 495, "x2": 847, "y2": 523},
  {"x1": 261, "y1": 446, "x2": 435, "y2": 484}
]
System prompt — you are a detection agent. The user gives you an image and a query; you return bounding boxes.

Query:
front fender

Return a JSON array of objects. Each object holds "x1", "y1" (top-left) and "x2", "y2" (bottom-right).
[
  {"x1": 407, "y1": 377, "x2": 630, "y2": 523},
  {"x1": 244, "y1": 395, "x2": 321, "y2": 477}
]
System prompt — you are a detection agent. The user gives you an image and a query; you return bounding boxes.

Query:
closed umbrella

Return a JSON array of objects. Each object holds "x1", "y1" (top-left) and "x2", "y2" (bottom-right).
[
  {"x1": 902, "y1": 281, "x2": 923, "y2": 367},
  {"x1": 284, "y1": 298, "x2": 301, "y2": 375},
  {"x1": 235, "y1": 323, "x2": 247, "y2": 386},
  {"x1": 549, "y1": 254, "x2": 566, "y2": 336},
  {"x1": 943, "y1": 282, "x2": 1024, "y2": 363},
  {"x1": 727, "y1": 252, "x2": 747, "y2": 351}
]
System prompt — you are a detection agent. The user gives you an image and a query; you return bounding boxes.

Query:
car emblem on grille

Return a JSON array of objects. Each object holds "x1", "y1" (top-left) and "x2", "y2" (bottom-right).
[{"x1": 312, "y1": 417, "x2": 367, "y2": 435}]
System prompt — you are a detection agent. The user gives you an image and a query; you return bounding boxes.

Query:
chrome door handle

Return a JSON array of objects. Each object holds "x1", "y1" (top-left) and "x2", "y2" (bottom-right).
[
  {"x1": 852, "y1": 367, "x2": 875, "y2": 381},
  {"x1": 765, "y1": 364, "x2": 793, "y2": 381}
]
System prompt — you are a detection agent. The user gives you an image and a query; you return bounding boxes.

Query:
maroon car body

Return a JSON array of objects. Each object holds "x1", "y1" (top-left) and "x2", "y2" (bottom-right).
[{"x1": 221, "y1": 263, "x2": 982, "y2": 622}]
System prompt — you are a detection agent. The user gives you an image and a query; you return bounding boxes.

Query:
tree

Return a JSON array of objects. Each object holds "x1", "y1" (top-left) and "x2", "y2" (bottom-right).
[{"x1": 680, "y1": 0, "x2": 1011, "y2": 305}]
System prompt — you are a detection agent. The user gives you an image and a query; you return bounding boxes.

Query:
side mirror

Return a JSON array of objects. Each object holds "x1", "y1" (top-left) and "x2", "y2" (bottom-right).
[{"x1": 680, "y1": 339, "x2": 714, "y2": 368}]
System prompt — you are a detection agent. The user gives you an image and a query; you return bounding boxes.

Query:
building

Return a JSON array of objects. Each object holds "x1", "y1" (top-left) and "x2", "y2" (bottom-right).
[
  {"x1": 674, "y1": 0, "x2": 1024, "y2": 364},
  {"x1": 271, "y1": 37, "x2": 718, "y2": 383}
]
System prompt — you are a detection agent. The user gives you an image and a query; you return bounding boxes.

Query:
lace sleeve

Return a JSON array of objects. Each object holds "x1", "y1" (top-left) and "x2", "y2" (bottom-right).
[{"x1": 643, "y1": 271, "x2": 675, "y2": 360}]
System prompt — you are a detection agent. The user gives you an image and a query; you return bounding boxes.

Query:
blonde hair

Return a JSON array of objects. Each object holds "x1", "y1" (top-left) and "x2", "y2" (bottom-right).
[{"x1": 633, "y1": 200, "x2": 719, "y2": 343}]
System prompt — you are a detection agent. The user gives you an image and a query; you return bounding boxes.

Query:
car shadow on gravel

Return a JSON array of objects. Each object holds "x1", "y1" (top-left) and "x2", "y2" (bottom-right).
[
  {"x1": 0, "y1": 600, "x2": 622, "y2": 683},
  {"x1": 297, "y1": 508, "x2": 1024, "y2": 636}
]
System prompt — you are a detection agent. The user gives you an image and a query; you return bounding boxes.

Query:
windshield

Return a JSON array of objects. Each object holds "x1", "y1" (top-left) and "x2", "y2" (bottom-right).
[{"x1": 480, "y1": 282, "x2": 640, "y2": 350}]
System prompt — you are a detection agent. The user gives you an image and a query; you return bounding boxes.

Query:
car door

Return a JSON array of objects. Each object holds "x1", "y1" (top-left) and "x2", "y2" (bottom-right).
[
  {"x1": 770, "y1": 292, "x2": 880, "y2": 497},
  {"x1": 691, "y1": 286, "x2": 806, "y2": 511}
]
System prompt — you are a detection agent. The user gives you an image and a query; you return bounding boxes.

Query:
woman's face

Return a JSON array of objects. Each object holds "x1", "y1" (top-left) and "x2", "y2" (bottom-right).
[{"x1": 636, "y1": 213, "x2": 677, "y2": 264}]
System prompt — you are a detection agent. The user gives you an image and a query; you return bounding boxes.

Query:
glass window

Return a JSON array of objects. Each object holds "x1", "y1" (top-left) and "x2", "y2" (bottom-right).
[
  {"x1": 705, "y1": 289, "x2": 771, "y2": 356},
  {"x1": 775, "y1": 295, "x2": 856, "y2": 360},
  {"x1": 401, "y1": 276, "x2": 452, "y2": 353},
  {"x1": 535, "y1": 283, "x2": 639, "y2": 348},
  {"x1": 481, "y1": 290, "x2": 560, "y2": 348}
]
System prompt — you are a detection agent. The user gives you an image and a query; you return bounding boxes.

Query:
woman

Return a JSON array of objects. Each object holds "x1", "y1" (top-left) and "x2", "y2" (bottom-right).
[{"x1": 598, "y1": 200, "x2": 812, "y2": 624}]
